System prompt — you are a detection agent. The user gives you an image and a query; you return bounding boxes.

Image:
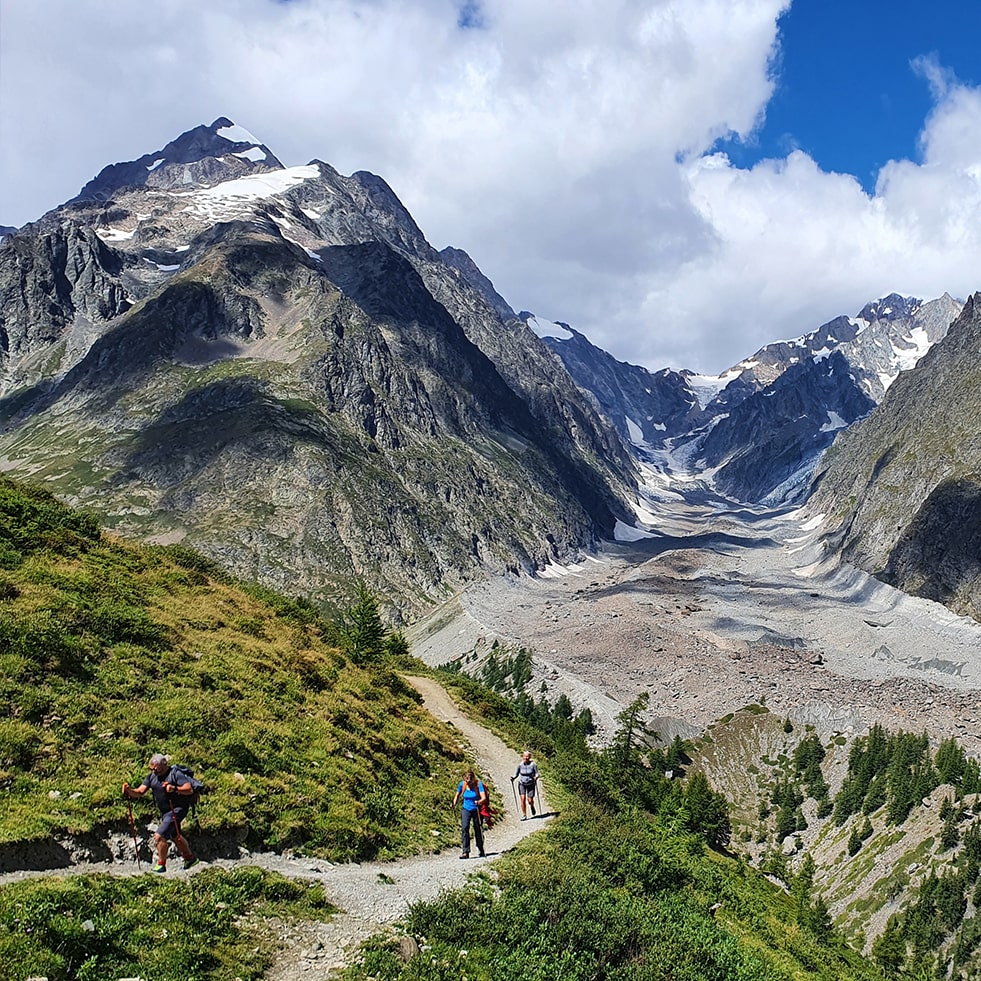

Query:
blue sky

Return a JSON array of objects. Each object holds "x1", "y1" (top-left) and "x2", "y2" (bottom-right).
[
  {"x1": 3, "y1": 0, "x2": 981, "y2": 373},
  {"x1": 724, "y1": 0, "x2": 980, "y2": 192}
]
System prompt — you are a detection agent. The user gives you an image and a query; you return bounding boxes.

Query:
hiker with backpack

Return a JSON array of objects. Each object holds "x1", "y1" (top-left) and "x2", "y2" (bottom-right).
[
  {"x1": 122, "y1": 753, "x2": 199, "y2": 873},
  {"x1": 511, "y1": 750, "x2": 539, "y2": 820},
  {"x1": 452, "y1": 769, "x2": 487, "y2": 859}
]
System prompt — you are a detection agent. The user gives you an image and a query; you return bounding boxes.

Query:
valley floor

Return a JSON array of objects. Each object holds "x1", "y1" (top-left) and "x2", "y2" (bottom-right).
[{"x1": 410, "y1": 497, "x2": 981, "y2": 755}]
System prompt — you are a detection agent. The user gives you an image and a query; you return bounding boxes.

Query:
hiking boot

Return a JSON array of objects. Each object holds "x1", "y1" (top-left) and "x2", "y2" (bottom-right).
[
  {"x1": 182, "y1": 857, "x2": 199, "y2": 870},
  {"x1": 478, "y1": 851, "x2": 486, "y2": 858},
  {"x1": 152, "y1": 863, "x2": 167, "y2": 874},
  {"x1": 521, "y1": 815, "x2": 527, "y2": 821},
  {"x1": 460, "y1": 853, "x2": 469, "y2": 859}
]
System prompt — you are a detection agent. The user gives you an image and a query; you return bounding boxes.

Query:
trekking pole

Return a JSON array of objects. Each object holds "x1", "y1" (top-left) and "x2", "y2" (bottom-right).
[
  {"x1": 510, "y1": 776, "x2": 519, "y2": 813},
  {"x1": 125, "y1": 800, "x2": 142, "y2": 870}
]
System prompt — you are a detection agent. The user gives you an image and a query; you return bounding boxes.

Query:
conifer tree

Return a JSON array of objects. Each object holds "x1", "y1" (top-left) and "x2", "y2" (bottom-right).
[{"x1": 342, "y1": 583, "x2": 387, "y2": 663}]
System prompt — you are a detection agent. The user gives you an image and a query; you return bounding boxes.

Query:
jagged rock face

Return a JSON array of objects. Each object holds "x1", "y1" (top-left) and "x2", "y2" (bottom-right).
[
  {"x1": 0, "y1": 122, "x2": 635, "y2": 618},
  {"x1": 884, "y1": 477, "x2": 981, "y2": 619},
  {"x1": 694, "y1": 351, "x2": 875, "y2": 504},
  {"x1": 713, "y1": 292, "x2": 962, "y2": 403},
  {"x1": 538, "y1": 323, "x2": 701, "y2": 445},
  {"x1": 73, "y1": 117, "x2": 284, "y2": 203},
  {"x1": 835, "y1": 293, "x2": 963, "y2": 401},
  {"x1": 438, "y1": 246, "x2": 515, "y2": 320},
  {"x1": 0, "y1": 221, "x2": 130, "y2": 379},
  {"x1": 808, "y1": 293, "x2": 981, "y2": 621}
]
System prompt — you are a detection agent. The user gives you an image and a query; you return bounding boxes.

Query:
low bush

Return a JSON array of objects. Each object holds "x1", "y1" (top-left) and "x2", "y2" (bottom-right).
[{"x1": 0, "y1": 868, "x2": 333, "y2": 981}]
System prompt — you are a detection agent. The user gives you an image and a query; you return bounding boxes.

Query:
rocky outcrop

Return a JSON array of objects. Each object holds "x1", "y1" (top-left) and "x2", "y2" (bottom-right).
[
  {"x1": 73, "y1": 116, "x2": 283, "y2": 203},
  {"x1": 808, "y1": 293, "x2": 981, "y2": 621},
  {"x1": 0, "y1": 121, "x2": 636, "y2": 618},
  {"x1": 537, "y1": 322, "x2": 701, "y2": 446},
  {"x1": 695, "y1": 351, "x2": 875, "y2": 504}
]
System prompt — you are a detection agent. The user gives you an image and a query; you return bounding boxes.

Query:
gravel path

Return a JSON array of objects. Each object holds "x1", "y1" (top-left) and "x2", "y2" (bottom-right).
[
  {"x1": 259, "y1": 676, "x2": 550, "y2": 978},
  {"x1": 0, "y1": 677, "x2": 549, "y2": 980}
]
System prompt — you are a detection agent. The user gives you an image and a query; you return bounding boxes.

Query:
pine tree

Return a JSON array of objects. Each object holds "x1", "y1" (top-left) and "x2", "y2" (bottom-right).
[
  {"x1": 792, "y1": 853, "x2": 816, "y2": 921},
  {"x1": 682, "y1": 771, "x2": 731, "y2": 849},
  {"x1": 608, "y1": 692, "x2": 655, "y2": 768},
  {"x1": 384, "y1": 630, "x2": 410, "y2": 660},
  {"x1": 941, "y1": 807, "x2": 960, "y2": 850},
  {"x1": 554, "y1": 693, "x2": 573, "y2": 720},
  {"x1": 342, "y1": 584, "x2": 387, "y2": 663},
  {"x1": 935, "y1": 736, "x2": 966, "y2": 786},
  {"x1": 872, "y1": 916, "x2": 907, "y2": 974}
]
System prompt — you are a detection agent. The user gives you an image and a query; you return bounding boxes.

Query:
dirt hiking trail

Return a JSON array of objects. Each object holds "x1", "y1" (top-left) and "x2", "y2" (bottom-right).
[{"x1": 0, "y1": 676, "x2": 550, "y2": 979}]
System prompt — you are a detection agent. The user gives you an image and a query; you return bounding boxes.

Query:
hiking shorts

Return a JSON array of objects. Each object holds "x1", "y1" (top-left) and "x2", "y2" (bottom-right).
[
  {"x1": 519, "y1": 781, "x2": 536, "y2": 799},
  {"x1": 157, "y1": 805, "x2": 190, "y2": 841}
]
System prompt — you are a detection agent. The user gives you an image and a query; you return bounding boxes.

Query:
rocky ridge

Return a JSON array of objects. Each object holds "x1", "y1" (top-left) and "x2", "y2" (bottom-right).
[
  {"x1": 0, "y1": 119, "x2": 636, "y2": 617},
  {"x1": 539, "y1": 292, "x2": 964, "y2": 506},
  {"x1": 808, "y1": 292, "x2": 981, "y2": 622}
]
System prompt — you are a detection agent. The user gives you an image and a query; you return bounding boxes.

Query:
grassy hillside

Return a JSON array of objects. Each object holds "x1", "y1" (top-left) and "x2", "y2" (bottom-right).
[
  {"x1": 0, "y1": 476, "x2": 466, "y2": 860},
  {"x1": 693, "y1": 706, "x2": 981, "y2": 978},
  {"x1": 1, "y1": 478, "x2": 967, "y2": 980}
]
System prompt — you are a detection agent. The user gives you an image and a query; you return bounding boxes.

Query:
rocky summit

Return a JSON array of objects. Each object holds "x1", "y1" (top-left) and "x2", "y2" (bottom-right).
[{"x1": 0, "y1": 118, "x2": 636, "y2": 618}]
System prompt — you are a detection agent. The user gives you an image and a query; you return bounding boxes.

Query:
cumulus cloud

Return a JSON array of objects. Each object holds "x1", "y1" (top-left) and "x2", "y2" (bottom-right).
[
  {"x1": 2, "y1": 0, "x2": 980, "y2": 373},
  {"x1": 646, "y1": 75, "x2": 981, "y2": 370}
]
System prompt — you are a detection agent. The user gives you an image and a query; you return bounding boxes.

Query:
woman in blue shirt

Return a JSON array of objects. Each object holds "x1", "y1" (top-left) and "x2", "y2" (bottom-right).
[{"x1": 452, "y1": 769, "x2": 487, "y2": 858}]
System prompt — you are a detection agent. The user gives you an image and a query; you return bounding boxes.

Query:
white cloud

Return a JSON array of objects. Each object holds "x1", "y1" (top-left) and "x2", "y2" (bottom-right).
[
  {"x1": 642, "y1": 75, "x2": 981, "y2": 370},
  {"x1": 2, "y1": 0, "x2": 980, "y2": 375}
]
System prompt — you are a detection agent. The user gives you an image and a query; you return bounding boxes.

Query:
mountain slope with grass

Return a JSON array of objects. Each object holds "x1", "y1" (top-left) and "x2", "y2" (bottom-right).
[{"x1": 0, "y1": 475, "x2": 470, "y2": 864}]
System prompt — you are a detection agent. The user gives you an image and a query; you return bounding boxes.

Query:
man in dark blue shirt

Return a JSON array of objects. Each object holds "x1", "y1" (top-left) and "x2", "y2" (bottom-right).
[{"x1": 123, "y1": 753, "x2": 199, "y2": 873}]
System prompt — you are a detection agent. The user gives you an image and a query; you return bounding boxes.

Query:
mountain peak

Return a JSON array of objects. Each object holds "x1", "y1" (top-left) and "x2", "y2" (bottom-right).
[
  {"x1": 72, "y1": 117, "x2": 284, "y2": 206},
  {"x1": 856, "y1": 293, "x2": 920, "y2": 324}
]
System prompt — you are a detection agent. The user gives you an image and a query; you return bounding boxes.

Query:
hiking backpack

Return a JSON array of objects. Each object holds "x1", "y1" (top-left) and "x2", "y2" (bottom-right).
[{"x1": 170, "y1": 764, "x2": 209, "y2": 813}]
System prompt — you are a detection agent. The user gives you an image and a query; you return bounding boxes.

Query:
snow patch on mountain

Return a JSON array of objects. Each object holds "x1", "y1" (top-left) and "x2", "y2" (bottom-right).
[
  {"x1": 233, "y1": 147, "x2": 269, "y2": 163},
  {"x1": 685, "y1": 372, "x2": 730, "y2": 409},
  {"x1": 614, "y1": 519, "x2": 654, "y2": 541},
  {"x1": 216, "y1": 122, "x2": 261, "y2": 145},
  {"x1": 892, "y1": 327, "x2": 931, "y2": 371},
  {"x1": 96, "y1": 227, "x2": 136, "y2": 242},
  {"x1": 625, "y1": 417, "x2": 644, "y2": 444},
  {"x1": 526, "y1": 316, "x2": 573, "y2": 342},
  {"x1": 820, "y1": 411, "x2": 848, "y2": 432},
  {"x1": 180, "y1": 165, "x2": 321, "y2": 220}
]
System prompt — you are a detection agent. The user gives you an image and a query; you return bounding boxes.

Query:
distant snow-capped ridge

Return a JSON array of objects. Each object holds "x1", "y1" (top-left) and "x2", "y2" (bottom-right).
[{"x1": 532, "y1": 291, "x2": 963, "y2": 507}]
